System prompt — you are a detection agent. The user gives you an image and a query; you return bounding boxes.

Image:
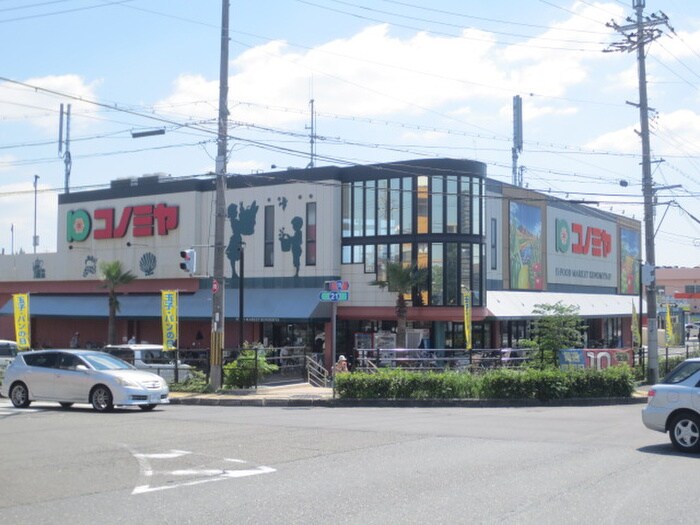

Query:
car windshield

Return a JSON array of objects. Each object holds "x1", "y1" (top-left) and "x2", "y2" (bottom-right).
[
  {"x1": 662, "y1": 361, "x2": 700, "y2": 385},
  {"x1": 82, "y1": 353, "x2": 135, "y2": 371}
]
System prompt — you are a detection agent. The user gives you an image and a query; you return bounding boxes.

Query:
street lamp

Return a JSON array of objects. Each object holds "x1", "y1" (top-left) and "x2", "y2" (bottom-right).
[{"x1": 33, "y1": 175, "x2": 39, "y2": 254}]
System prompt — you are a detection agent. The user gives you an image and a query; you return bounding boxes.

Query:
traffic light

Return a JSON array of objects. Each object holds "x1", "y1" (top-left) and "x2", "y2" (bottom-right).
[
  {"x1": 179, "y1": 249, "x2": 196, "y2": 274},
  {"x1": 642, "y1": 263, "x2": 655, "y2": 286}
]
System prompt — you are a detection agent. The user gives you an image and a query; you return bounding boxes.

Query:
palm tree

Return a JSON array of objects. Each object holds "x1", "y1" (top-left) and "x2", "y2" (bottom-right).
[
  {"x1": 372, "y1": 261, "x2": 428, "y2": 347},
  {"x1": 99, "y1": 260, "x2": 137, "y2": 345}
]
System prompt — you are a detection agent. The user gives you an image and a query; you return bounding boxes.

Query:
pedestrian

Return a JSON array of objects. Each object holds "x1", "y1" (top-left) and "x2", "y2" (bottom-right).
[
  {"x1": 128, "y1": 335, "x2": 136, "y2": 344},
  {"x1": 334, "y1": 355, "x2": 349, "y2": 374},
  {"x1": 69, "y1": 331, "x2": 80, "y2": 349}
]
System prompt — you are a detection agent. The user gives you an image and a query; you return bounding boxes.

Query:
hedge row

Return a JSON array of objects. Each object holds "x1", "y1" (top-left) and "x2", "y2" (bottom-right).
[{"x1": 334, "y1": 367, "x2": 635, "y2": 401}]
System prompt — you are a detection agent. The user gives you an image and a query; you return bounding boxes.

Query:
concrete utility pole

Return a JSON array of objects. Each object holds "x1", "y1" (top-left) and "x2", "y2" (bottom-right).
[
  {"x1": 210, "y1": 0, "x2": 230, "y2": 390},
  {"x1": 605, "y1": 0, "x2": 672, "y2": 384},
  {"x1": 512, "y1": 95, "x2": 523, "y2": 187}
]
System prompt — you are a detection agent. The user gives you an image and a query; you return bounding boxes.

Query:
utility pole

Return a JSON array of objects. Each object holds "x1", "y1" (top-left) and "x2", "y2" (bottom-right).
[
  {"x1": 606, "y1": 1, "x2": 672, "y2": 384},
  {"x1": 33, "y1": 175, "x2": 39, "y2": 254},
  {"x1": 210, "y1": 0, "x2": 230, "y2": 390},
  {"x1": 306, "y1": 98, "x2": 316, "y2": 168},
  {"x1": 58, "y1": 103, "x2": 72, "y2": 194},
  {"x1": 512, "y1": 95, "x2": 523, "y2": 187}
]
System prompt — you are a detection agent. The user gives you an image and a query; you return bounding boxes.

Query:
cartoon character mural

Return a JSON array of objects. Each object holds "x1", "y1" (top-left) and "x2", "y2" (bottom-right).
[
  {"x1": 226, "y1": 201, "x2": 259, "y2": 279},
  {"x1": 509, "y1": 202, "x2": 544, "y2": 290},
  {"x1": 278, "y1": 216, "x2": 303, "y2": 277}
]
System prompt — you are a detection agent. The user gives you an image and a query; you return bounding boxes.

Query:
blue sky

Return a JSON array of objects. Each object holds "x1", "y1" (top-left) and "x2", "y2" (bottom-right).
[{"x1": 1, "y1": 0, "x2": 699, "y2": 267}]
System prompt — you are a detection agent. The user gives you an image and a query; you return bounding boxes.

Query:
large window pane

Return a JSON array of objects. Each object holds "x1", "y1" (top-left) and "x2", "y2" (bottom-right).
[
  {"x1": 417, "y1": 242, "x2": 429, "y2": 305},
  {"x1": 446, "y1": 177, "x2": 458, "y2": 233},
  {"x1": 472, "y1": 243, "x2": 482, "y2": 305},
  {"x1": 460, "y1": 177, "x2": 472, "y2": 234},
  {"x1": 365, "y1": 244, "x2": 376, "y2": 273},
  {"x1": 389, "y1": 178, "x2": 401, "y2": 235},
  {"x1": 377, "y1": 179, "x2": 388, "y2": 236},
  {"x1": 305, "y1": 202, "x2": 316, "y2": 266},
  {"x1": 431, "y1": 243, "x2": 444, "y2": 305},
  {"x1": 445, "y1": 242, "x2": 459, "y2": 305},
  {"x1": 365, "y1": 180, "x2": 376, "y2": 236},
  {"x1": 417, "y1": 176, "x2": 429, "y2": 234},
  {"x1": 461, "y1": 243, "x2": 471, "y2": 302},
  {"x1": 353, "y1": 245, "x2": 363, "y2": 263},
  {"x1": 472, "y1": 179, "x2": 481, "y2": 236},
  {"x1": 342, "y1": 183, "x2": 351, "y2": 238},
  {"x1": 431, "y1": 175, "x2": 444, "y2": 233},
  {"x1": 402, "y1": 177, "x2": 412, "y2": 234},
  {"x1": 353, "y1": 181, "x2": 364, "y2": 236},
  {"x1": 377, "y1": 244, "x2": 388, "y2": 281}
]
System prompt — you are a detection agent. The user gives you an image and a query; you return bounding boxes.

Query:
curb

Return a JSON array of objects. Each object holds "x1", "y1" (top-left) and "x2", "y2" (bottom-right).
[{"x1": 169, "y1": 395, "x2": 647, "y2": 408}]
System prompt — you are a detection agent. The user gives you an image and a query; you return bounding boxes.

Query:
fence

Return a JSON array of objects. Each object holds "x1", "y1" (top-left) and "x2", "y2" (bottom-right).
[{"x1": 354, "y1": 348, "x2": 529, "y2": 373}]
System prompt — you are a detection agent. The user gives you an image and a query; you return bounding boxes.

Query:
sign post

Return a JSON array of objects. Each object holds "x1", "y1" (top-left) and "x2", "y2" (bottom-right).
[{"x1": 321, "y1": 281, "x2": 350, "y2": 397}]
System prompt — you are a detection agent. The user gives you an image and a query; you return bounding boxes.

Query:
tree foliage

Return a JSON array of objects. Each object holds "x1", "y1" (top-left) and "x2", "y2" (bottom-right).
[
  {"x1": 371, "y1": 262, "x2": 429, "y2": 347},
  {"x1": 520, "y1": 302, "x2": 585, "y2": 369},
  {"x1": 99, "y1": 260, "x2": 137, "y2": 345}
]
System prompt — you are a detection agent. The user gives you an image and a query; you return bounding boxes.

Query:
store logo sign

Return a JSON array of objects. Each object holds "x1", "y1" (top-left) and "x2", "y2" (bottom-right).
[
  {"x1": 555, "y1": 218, "x2": 611, "y2": 258},
  {"x1": 67, "y1": 204, "x2": 179, "y2": 242}
]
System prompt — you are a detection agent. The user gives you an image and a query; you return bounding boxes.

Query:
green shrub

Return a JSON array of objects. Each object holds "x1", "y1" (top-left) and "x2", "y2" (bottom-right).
[
  {"x1": 335, "y1": 369, "x2": 478, "y2": 400},
  {"x1": 223, "y1": 350, "x2": 278, "y2": 389},
  {"x1": 336, "y1": 367, "x2": 635, "y2": 400},
  {"x1": 169, "y1": 369, "x2": 209, "y2": 393}
]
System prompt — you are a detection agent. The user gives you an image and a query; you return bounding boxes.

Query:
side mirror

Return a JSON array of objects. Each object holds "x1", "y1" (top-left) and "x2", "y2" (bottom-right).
[{"x1": 76, "y1": 364, "x2": 89, "y2": 372}]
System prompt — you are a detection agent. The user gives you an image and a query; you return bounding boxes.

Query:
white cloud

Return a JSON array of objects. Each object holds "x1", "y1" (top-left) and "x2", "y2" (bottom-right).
[{"x1": 0, "y1": 75, "x2": 100, "y2": 135}]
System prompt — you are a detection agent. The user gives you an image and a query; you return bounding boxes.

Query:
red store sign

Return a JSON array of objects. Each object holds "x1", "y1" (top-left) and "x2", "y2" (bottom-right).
[{"x1": 67, "y1": 204, "x2": 179, "y2": 242}]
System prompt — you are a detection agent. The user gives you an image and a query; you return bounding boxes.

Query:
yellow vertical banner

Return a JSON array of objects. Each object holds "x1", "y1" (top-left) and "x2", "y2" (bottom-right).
[
  {"x1": 161, "y1": 290, "x2": 179, "y2": 351},
  {"x1": 463, "y1": 289, "x2": 472, "y2": 350},
  {"x1": 665, "y1": 303, "x2": 674, "y2": 346},
  {"x1": 13, "y1": 293, "x2": 31, "y2": 350}
]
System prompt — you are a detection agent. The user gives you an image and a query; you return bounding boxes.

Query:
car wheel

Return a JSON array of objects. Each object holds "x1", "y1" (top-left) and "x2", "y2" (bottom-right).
[
  {"x1": 90, "y1": 386, "x2": 114, "y2": 413},
  {"x1": 669, "y1": 412, "x2": 700, "y2": 453},
  {"x1": 139, "y1": 404, "x2": 157, "y2": 411},
  {"x1": 10, "y1": 382, "x2": 31, "y2": 408},
  {"x1": 59, "y1": 402, "x2": 74, "y2": 409}
]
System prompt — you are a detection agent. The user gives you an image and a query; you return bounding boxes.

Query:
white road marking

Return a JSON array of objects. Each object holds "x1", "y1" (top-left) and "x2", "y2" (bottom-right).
[{"x1": 127, "y1": 447, "x2": 276, "y2": 495}]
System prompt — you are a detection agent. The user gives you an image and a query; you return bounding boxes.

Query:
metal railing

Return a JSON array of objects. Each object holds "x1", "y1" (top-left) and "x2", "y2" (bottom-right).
[
  {"x1": 305, "y1": 355, "x2": 330, "y2": 387},
  {"x1": 354, "y1": 348, "x2": 529, "y2": 373}
]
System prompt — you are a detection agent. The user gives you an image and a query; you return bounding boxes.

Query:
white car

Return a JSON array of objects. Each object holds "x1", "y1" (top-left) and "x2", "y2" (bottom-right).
[
  {"x1": 642, "y1": 358, "x2": 700, "y2": 452},
  {"x1": 0, "y1": 349, "x2": 169, "y2": 412}
]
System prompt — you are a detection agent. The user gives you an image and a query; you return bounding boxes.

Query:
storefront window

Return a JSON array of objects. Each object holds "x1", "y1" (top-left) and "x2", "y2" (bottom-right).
[
  {"x1": 417, "y1": 175, "x2": 429, "y2": 234},
  {"x1": 445, "y1": 242, "x2": 459, "y2": 306}
]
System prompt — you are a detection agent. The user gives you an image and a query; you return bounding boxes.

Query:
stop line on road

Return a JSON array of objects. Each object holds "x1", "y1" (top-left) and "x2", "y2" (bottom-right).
[{"x1": 127, "y1": 447, "x2": 277, "y2": 495}]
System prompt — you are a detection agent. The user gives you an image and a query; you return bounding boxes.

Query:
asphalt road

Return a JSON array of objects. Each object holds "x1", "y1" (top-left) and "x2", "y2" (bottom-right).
[{"x1": 0, "y1": 399, "x2": 697, "y2": 525}]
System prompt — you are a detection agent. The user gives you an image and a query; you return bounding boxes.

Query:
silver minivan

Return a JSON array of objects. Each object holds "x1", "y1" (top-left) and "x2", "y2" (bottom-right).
[{"x1": 102, "y1": 344, "x2": 192, "y2": 382}]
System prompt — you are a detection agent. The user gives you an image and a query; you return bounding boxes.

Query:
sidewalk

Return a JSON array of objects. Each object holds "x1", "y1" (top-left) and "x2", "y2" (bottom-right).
[
  {"x1": 169, "y1": 382, "x2": 335, "y2": 407},
  {"x1": 169, "y1": 381, "x2": 650, "y2": 407}
]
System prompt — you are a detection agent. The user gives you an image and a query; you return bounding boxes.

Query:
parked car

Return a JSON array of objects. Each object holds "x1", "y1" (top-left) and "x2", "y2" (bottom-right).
[
  {"x1": 0, "y1": 339, "x2": 18, "y2": 367},
  {"x1": 102, "y1": 344, "x2": 192, "y2": 382},
  {"x1": 642, "y1": 358, "x2": 700, "y2": 452},
  {"x1": 0, "y1": 349, "x2": 169, "y2": 412}
]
